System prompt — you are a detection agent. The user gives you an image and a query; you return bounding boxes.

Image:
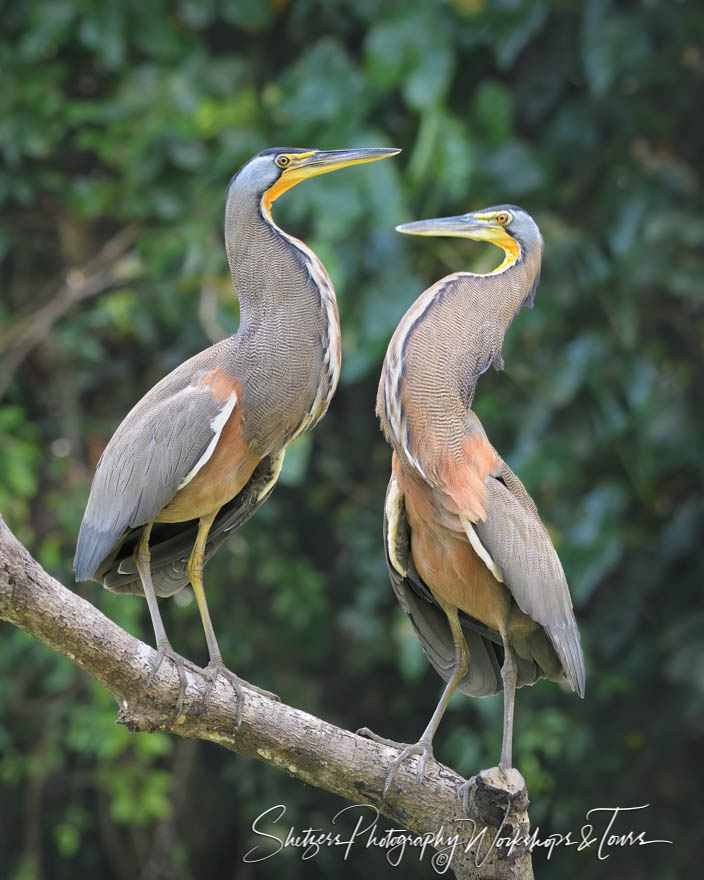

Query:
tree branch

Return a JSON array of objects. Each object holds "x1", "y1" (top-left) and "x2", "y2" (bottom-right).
[
  {"x1": 0, "y1": 225, "x2": 141, "y2": 401},
  {"x1": 0, "y1": 516, "x2": 534, "y2": 880}
]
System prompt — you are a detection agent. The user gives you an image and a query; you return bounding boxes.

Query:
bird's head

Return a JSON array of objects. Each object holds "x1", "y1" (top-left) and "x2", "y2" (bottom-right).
[
  {"x1": 228, "y1": 146, "x2": 401, "y2": 217},
  {"x1": 396, "y1": 205, "x2": 542, "y2": 270}
]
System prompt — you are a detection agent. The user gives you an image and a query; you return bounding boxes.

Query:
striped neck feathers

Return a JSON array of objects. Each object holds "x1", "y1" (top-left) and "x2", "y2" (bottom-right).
[
  {"x1": 259, "y1": 196, "x2": 341, "y2": 432},
  {"x1": 224, "y1": 187, "x2": 341, "y2": 432},
  {"x1": 224, "y1": 186, "x2": 339, "y2": 332},
  {"x1": 379, "y1": 237, "x2": 540, "y2": 473}
]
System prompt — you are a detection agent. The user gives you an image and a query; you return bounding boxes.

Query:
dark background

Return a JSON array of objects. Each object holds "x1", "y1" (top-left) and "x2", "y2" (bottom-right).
[{"x1": 1, "y1": 1, "x2": 702, "y2": 878}]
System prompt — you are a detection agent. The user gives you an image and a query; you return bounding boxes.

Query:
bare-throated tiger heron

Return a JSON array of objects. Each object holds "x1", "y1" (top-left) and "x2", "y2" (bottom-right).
[
  {"x1": 74, "y1": 146, "x2": 400, "y2": 720},
  {"x1": 359, "y1": 205, "x2": 585, "y2": 798}
]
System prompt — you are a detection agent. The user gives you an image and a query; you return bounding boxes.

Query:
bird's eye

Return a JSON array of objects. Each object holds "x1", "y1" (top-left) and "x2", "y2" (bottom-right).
[
  {"x1": 496, "y1": 212, "x2": 510, "y2": 225},
  {"x1": 275, "y1": 155, "x2": 291, "y2": 168}
]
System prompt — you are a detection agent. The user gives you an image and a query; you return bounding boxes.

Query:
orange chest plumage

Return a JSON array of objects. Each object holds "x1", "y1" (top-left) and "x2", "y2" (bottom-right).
[
  {"x1": 394, "y1": 456, "x2": 510, "y2": 632},
  {"x1": 156, "y1": 372, "x2": 258, "y2": 523}
]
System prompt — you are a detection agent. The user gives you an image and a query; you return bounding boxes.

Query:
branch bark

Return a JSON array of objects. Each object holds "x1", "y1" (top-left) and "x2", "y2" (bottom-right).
[
  {"x1": 0, "y1": 516, "x2": 534, "y2": 880},
  {"x1": 0, "y1": 225, "x2": 141, "y2": 401}
]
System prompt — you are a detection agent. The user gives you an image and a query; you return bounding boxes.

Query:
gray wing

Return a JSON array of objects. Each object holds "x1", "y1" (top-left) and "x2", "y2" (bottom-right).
[
  {"x1": 383, "y1": 476, "x2": 539, "y2": 698},
  {"x1": 74, "y1": 343, "x2": 238, "y2": 581},
  {"x1": 474, "y1": 457, "x2": 586, "y2": 697},
  {"x1": 96, "y1": 451, "x2": 284, "y2": 597}
]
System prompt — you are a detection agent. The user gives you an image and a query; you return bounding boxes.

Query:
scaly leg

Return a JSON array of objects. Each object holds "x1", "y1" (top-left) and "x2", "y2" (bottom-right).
[
  {"x1": 135, "y1": 522, "x2": 189, "y2": 716},
  {"x1": 358, "y1": 602, "x2": 469, "y2": 796},
  {"x1": 188, "y1": 510, "x2": 279, "y2": 726},
  {"x1": 498, "y1": 624, "x2": 517, "y2": 774},
  {"x1": 457, "y1": 620, "x2": 517, "y2": 810}
]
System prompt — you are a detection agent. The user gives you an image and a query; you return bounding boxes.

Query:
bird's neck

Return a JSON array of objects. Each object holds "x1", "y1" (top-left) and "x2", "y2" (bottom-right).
[
  {"x1": 474, "y1": 242, "x2": 541, "y2": 338},
  {"x1": 379, "y1": 243, "x2": 541, "y2": 474},
  {"x1": 226, "y1": 193, "x2": 309, "y2": 319},
  {"x1": 223, "y1": 189, "x2": 341, "y2": 449}
]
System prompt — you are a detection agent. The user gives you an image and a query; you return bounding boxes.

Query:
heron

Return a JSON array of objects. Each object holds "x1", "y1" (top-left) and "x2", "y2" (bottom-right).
[
  {"x1": 74, "y1": 146, "x2": 400, "y2": 719},
  {"x1": 359, "y1": 205, "x2": 585, "y2": 797}
]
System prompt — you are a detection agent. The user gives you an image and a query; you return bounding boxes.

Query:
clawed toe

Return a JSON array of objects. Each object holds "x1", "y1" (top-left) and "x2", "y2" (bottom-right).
[
  {"x1": 203, "y1": 662, "x2": 279, "y2": 727},
  {"x1": 357, "y1": 728, "x2": 434, "y2": 797},
  {"x1": 203, "y1": 661, "x2": 244, "y2": 724},
  {"x1": 386, "y1": 741, "x2": 434, "y2": 794},
  {"x1": 144, "y1": 643, "x2": 189, "y2": 718},
  {"x1": 241, "y1": 680, "x2": 280, "y2": 702},
  {"x1": 144, "y1": 648, "x2": 164, "y2": 691},
  {"x1": 456, "y1": 775, "x2": 477, "y2": 813},
  {"x1": 356, "y1": 727, "x2": 407, "y2": 749}
]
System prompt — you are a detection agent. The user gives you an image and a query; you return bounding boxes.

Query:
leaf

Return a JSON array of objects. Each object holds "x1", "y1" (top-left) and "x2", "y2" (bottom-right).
[
  {"x1": 78, "y1": 7, "x2": 126, "y2": 69},
  {"x1": 483, "y1": 140, "x2": 545, "y2": 195},
  {"x1": 364, "y1": 7, "x2": 455, "y2": 109},
  {"x1": 473, "y1": 80, "x2": 515, "y2": 144},
  {"x1": 493, "y1": 0, "x2": 549, "y2": 70},
  {"x1": 582, "y1": 0, "x2": 652, "y2": 96},
  {"x1": 221, "y1": 0, "x2": 278, "y2": 31}
]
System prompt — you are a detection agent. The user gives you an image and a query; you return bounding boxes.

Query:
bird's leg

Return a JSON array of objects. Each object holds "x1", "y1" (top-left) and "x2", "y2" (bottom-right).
[
  {"x1": 188, "y1": 510, "x2": 279, "y2": 726},
  {"x1": 134, "y1": 522, "x2": 189, "y2": 716},
  {"x1": 498, "y1": 624, "x2": 517, "y2": 776},
  {"x1": 358, "y1": 603, "x2": 469, "y2": 797},
  {"x1": 457, "y1": 622, "x2": 516, "y2": 810}
]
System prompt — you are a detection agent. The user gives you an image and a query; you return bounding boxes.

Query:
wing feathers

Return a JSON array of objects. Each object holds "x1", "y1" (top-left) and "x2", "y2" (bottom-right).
[
  {"x1": 461, "y1": 517, "x2": 504, "y2": 582},
  {"x1": 474, "y1": 470, "x2": 585, "y2": 696},
  {"x1": 74, "y1": 375, "x2": 239, "y2": 581},
  {"x1": 97, "y1": 450, "x2": 285, "y2": 596},
  {"x1": 178, "y1": 391, "x2": 238, "y2": 489}
]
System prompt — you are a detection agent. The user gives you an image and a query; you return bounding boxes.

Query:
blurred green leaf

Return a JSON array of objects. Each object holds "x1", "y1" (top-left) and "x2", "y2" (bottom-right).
[{"x1": 473, "y1": 80, "x2": 515, "y2": 145}]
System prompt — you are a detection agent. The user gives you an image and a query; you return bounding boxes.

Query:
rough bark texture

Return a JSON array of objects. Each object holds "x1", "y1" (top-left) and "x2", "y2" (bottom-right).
[{"x1": 0, "y1": 516, "x2": 534, "y2": 879}]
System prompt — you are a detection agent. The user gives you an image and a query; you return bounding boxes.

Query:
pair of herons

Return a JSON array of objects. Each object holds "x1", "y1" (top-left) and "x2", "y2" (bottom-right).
[{"x1": 75, "y1": 146, "x2": 584, "y2": 794}]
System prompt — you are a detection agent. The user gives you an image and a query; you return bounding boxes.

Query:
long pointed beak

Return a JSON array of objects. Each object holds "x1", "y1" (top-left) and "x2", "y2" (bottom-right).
[
  {"x1": 263, "y1": 147, "x2": 400, "y2": 213},
  {"x1": 395, "y1": 214, "x2": 491, "y2": 238},
  {"x1": 296, "y1": 147, "x2": 401, "y2": 179}
]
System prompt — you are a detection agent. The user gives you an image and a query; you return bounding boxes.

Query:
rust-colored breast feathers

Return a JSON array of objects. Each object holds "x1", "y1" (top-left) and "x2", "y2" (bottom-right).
[
  {"x1": 197, "y1": 366, "x2": 240, "y2": 404},
  {"x1": 393, "y1": 453, "x2": 510, "y2": 632},
  {"x1": 433, "y1": 425, "x2": 498, "y2": 523},
  {"x1": 156, "y1": 373, "x2": 259, "y2": 523}
]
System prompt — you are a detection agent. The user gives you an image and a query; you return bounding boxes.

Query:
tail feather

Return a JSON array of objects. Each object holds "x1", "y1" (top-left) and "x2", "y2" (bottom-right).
[
  {"x1": 74, "y1": 521, "x2": 123, "y2": 583},
  {"x1": 545, "y1": 623, "x2": 586, "y2": 697}
]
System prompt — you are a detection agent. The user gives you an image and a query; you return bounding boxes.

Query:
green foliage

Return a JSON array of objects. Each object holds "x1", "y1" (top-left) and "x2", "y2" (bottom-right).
[
  {"x1": 1, "y1": 0, "x2": 702, "y2": 878},
  {"x1": 0, "y1": 406, "x2": 40, "y2": 538}
]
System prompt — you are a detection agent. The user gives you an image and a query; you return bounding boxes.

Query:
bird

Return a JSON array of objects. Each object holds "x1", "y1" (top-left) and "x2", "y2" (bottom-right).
[
  {"x1": 74, "y1": 146, "x2": 400, "y2": 720},
  {"x1": 358, "y1": 204, "x2": 585, "y2": 798}
]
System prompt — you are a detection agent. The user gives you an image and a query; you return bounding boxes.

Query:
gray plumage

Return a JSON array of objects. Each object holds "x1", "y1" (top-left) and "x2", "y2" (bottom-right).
[
  {"x1": 476, "y1": 458, "x2": 585, "y2": 697},
  {"x1": 74, "y1": 340, "x2": 239, "y2": 582}
]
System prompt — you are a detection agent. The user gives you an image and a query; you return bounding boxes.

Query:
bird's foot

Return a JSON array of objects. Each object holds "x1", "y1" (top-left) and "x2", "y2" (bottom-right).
[
  {"x1": 203, "y1": 661, "x2": 280, "y2": 726},
  {"x1": 456, "y1": 775, "x2": 478, "y2": 813},
  {"x1": 144, "y1": 642, "x2": 191, "y2": 718},
  {"x1": 356, "y1": 728, "x2": 434, "y2": 797}
]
